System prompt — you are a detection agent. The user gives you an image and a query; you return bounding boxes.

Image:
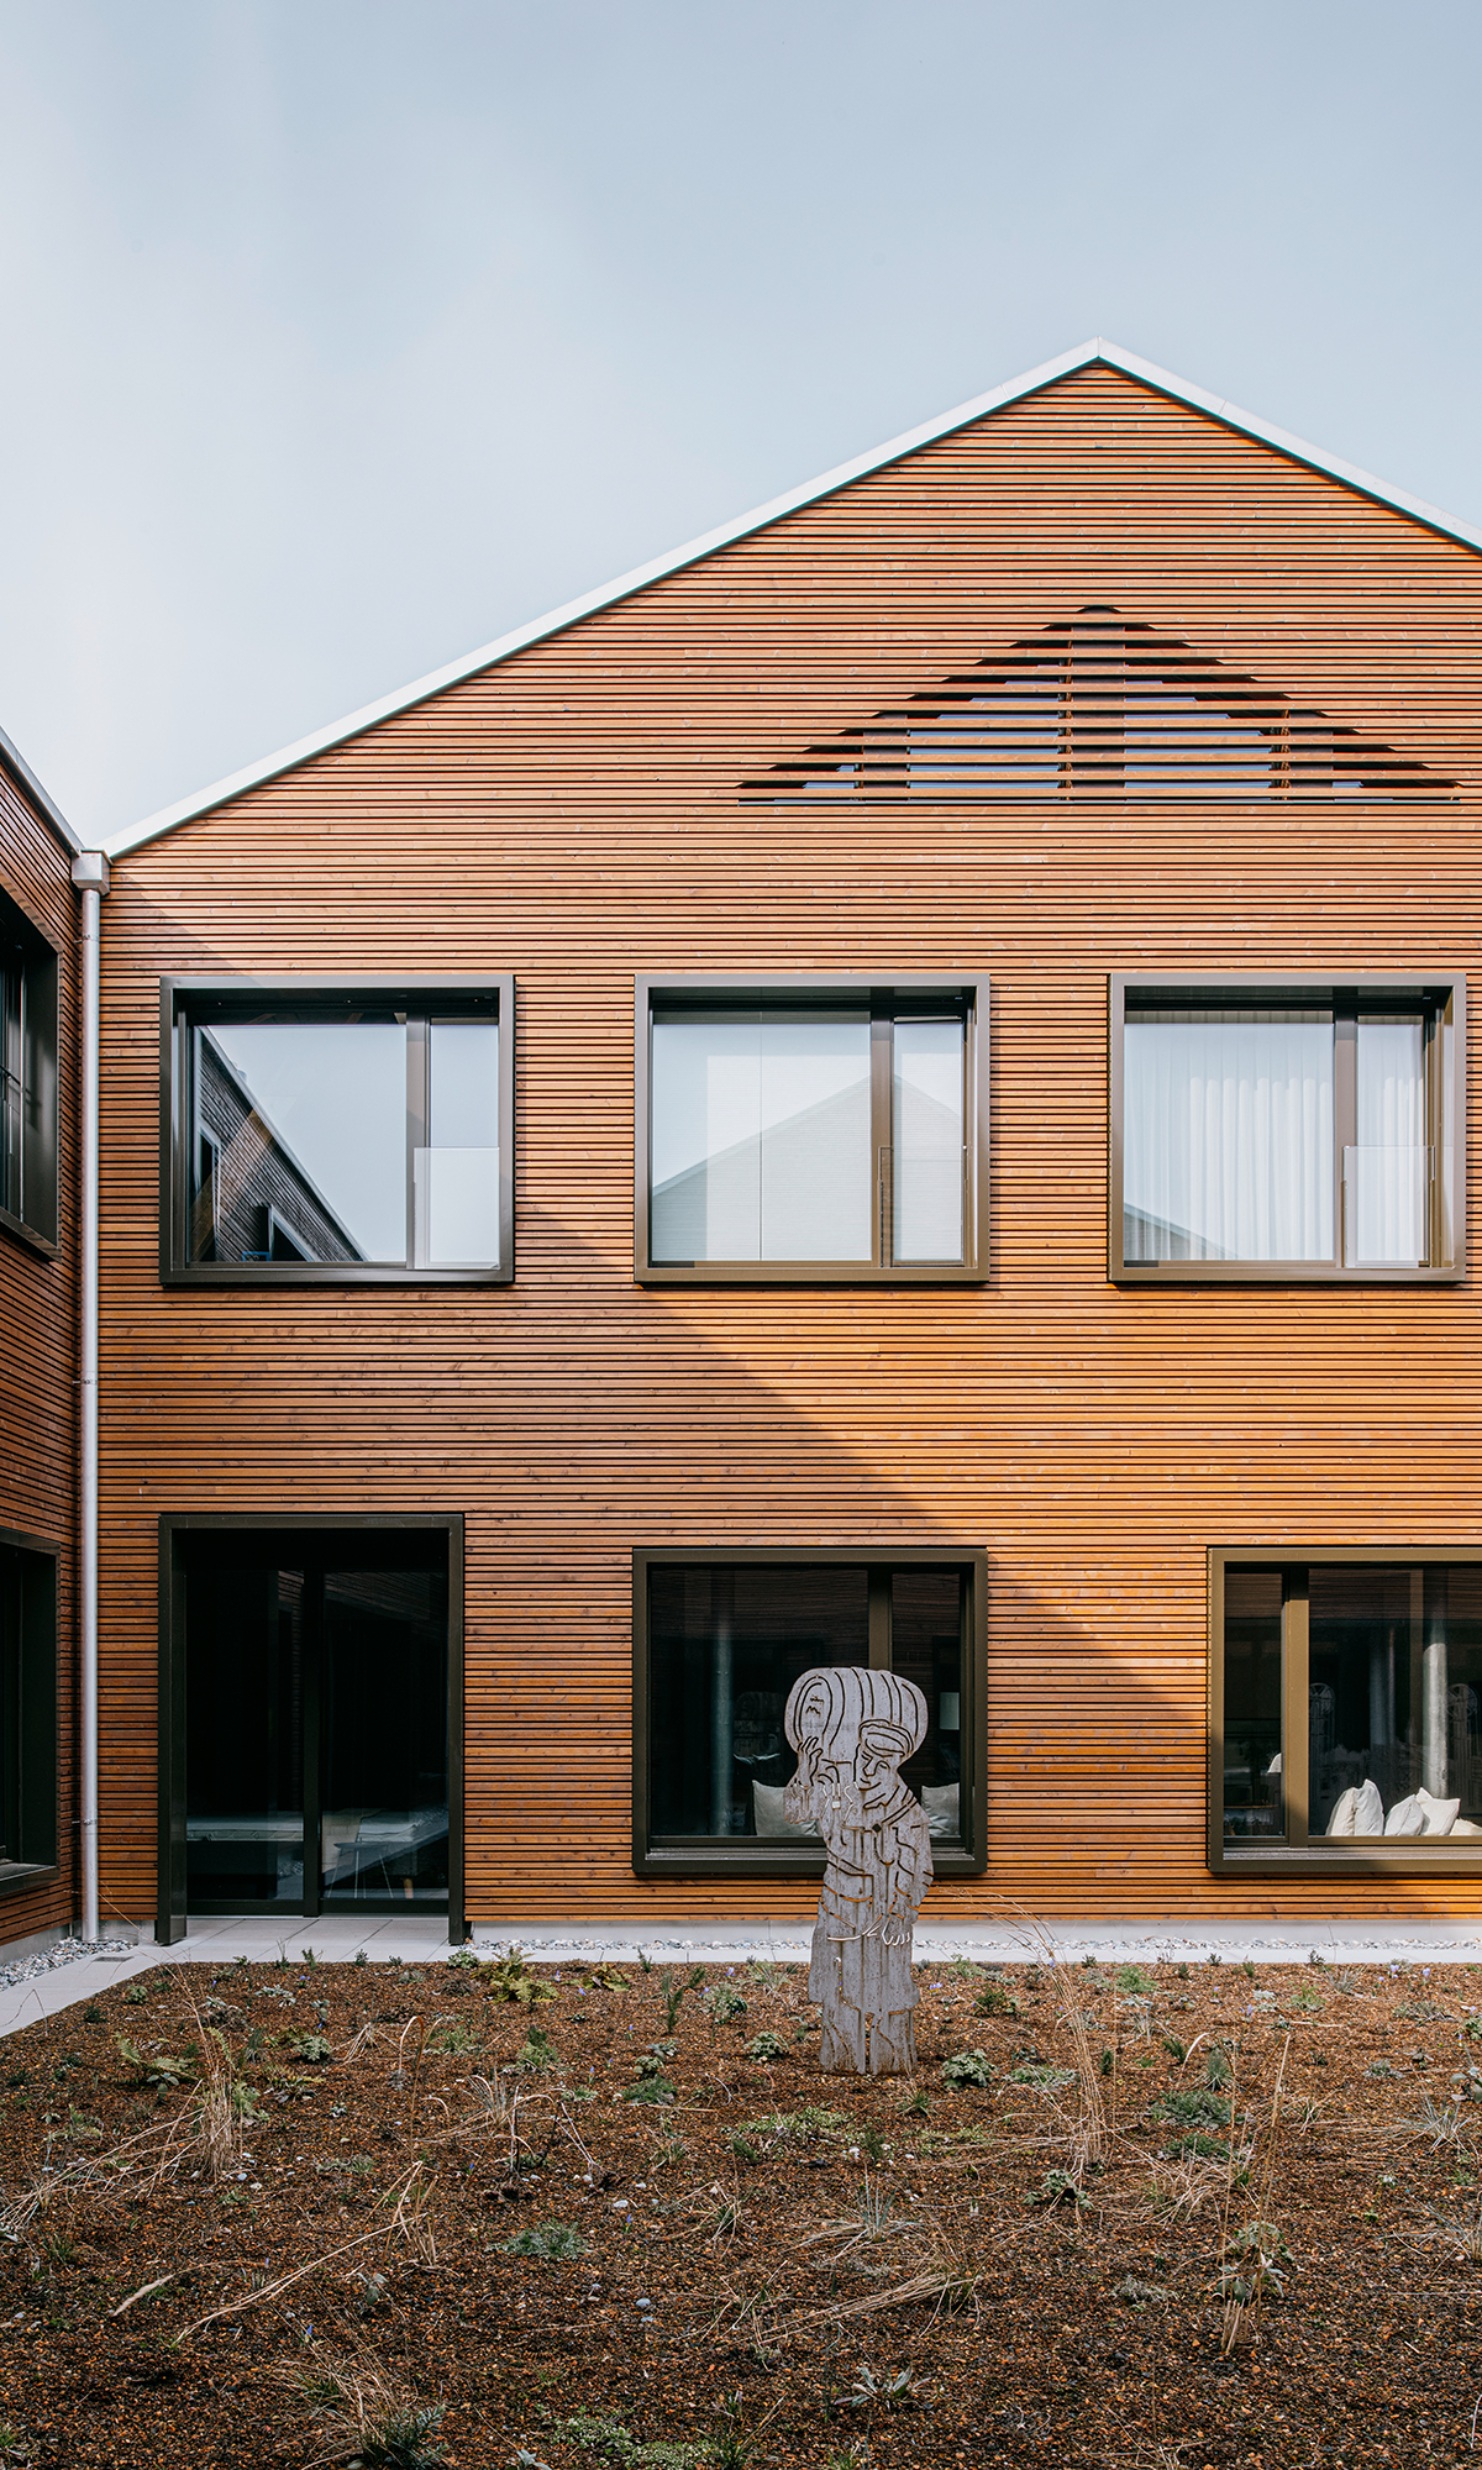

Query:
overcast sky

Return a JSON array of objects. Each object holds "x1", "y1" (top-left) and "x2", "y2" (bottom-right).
[{"x1": 3, "y1": 0, "x2": 1481, "y2": 845}]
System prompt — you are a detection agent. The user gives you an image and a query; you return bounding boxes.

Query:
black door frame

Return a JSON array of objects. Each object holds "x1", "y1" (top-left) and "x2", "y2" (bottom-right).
[{"x1": 157, "y1": 1513, "x2": 465, "y2": 1946}]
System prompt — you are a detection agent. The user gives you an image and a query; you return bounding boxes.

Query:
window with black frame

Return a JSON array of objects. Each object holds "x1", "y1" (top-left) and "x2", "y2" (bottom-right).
[
  {"x1": 635, "y1": 1555, "x2": 984, "y2": 1874},
  {"x1": 164, "y1": 981, "x2": 512, "y2": 1282},
  {"x1": 638, "y1": 980, "x2": 988, "y2": 1281},
  {"x1": 0, "y1": 891, "x2": 58, "y2": 1251},
  {"x1": 1216, "y1": 1557, "x2": 1482, "y2": 1862},
  {"x1": 1112, "y1": 977, "x2": 1462, "y2": 1281}
]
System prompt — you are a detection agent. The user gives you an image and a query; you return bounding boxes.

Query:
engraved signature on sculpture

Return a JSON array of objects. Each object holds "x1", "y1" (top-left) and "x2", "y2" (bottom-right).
[{"x1": 783, "y1": 1666, "x2": 933, "y2": 2075}]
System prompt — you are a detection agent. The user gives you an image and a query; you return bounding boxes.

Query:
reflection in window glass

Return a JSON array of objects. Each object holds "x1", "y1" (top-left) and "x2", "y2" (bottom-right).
[
  {"x1": 893, "y1": 1021, "x2": 964, "y2": 1262},
  {"x1": 185, "y1": 1005, "x2": 502, "y2": 1271},
  {"x1": 646, "y1": 1563, "x2": 965, "y2": 1843},
  {"x1": 183, "y1": 1531, "x2": 449, "y2": 1910},
  {"x1": 1307, "y1": 1565, "x2": 1482, "y2": 1837},
  {"x1": 1222, "y1": 1570, "x2": 1284, "y2": 1840},
  {"x1": 1124, "y1": 1007, "x2": 1334, "y2": 1263},
  {"x1": 650, "y1": 1012, "x2": 872, "y2": 1262},
  {"x1": 195, "y1": 1021, "x2": 408, "y2": 1264}
]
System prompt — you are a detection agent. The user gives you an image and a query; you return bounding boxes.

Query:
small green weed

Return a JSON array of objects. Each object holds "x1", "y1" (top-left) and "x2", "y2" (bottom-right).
[
  {"x1": 660, "y1": 1966, "x2": 706, "y2": 2034},
  {"x1": 744, "y1": 2031, "x2": 788, "y2": 2063},
  {"x1": 482, "y1": 1949, "x2": 557, "y2": 2007},
  {"x1": 513, "y1": 2026, "x2": 557, "y2": 2073},
  {"x1": 940, "y1": 2048, "x2": 993, "y2": 2089},
  {"x1": 973, "y1": 1982, "x2": 1019, "y2": 2018},
  {"x1": 1154, "y1": 2087, "x2": 1232, "y2": 2131},
  {"x1": 501, "y1": 2220, "x2": 590, "y2": 2260},
  {"x1": 1117, "y1": 1965, "x2": 1155, "y2": 1995},
  {"x1": 702, "y1": 1983, "x2": 748, "y2": 2027}
]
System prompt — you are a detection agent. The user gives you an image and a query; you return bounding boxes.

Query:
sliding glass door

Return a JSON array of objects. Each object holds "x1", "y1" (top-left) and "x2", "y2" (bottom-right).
[{"x1": 163, "y1": 1522, "x2": 459, "y2": 1935}]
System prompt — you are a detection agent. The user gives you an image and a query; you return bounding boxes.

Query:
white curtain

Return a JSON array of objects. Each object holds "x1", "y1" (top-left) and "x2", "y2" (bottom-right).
[
  {"x1": 1123, "y1": 1009, "x2": 1334, "y2": 1262},
  {"x1": 892, "y1": 1018, "x2": 964, "y2": 1261},
  {"x1": 651, "y1": 1012, "x2": 872, "y2": 1261},
  {"x1": 1347, "y1": 1016, "x2": 1427, "y2": 1266}
]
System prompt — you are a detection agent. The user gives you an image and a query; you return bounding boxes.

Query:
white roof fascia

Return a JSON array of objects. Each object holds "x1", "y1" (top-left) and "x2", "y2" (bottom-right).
[
  {"x1": 0, "y1": 723, "x2": 82, "y2": 855},
  {"x1": 106, "y1": 337, "x2": 1482, "y2": 860}
]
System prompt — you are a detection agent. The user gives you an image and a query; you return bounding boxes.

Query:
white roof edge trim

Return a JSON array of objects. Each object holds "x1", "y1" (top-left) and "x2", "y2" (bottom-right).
[
  {"x1": 0, "y1": 723, "x2": 82, "y2": 855},
  {"x1": 106, "y1": 336, "x2": 1482, "y2": 860}
]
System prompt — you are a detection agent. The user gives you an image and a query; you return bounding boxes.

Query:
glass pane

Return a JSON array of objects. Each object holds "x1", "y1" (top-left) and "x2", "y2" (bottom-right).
[
  {"x1": 192, "y1": 1020, "x2": 407, "y2": 1264},
  {"x1": 1222, "y1": 1569, "x2": 1284, "y2": 1839},
  {"x1": 889, "y1": 1568, "x2": 964, "y2": 1841},
  {"x1": 650, "y1": 1010, "x2": 871, "y2": 1262},
  {"x1": 1309, "y1": 1565, "x2": 1482, "y2": 1836},
  {"x1": 187, "y1": 1563, "x2": 305, "y2": 1904},
  {"x1": 893, "y1": 1019, "x2": 964, "y2": 1262},
  {"x1": 1123, "y1": 1006, "x2": 1334, "y2": 1262},
  {"x1": 321, "y1": 1567, "x2": 449, "y2": 1903},
  {"x1": 415, "y1": 1020, "x2": 500, "y2": 1267},
  {"x1": 1345, "y1": 1015, "x2": 1428, "y2": 1265},
  {"x1": 0, "y1": 962, "x2": 20, "y2": 1221},
  {"x1": 1309, "y1": 1566, "x2": 1416, "y2": 1832},
  {"x1": 649, "y1": 1565, "x2": 869, "y2": 1836}
]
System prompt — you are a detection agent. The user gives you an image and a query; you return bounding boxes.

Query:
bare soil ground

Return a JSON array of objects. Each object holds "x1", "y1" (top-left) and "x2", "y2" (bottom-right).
[{"x1": 1, "y1": 1946, "x2": 1480, "y2": 2467}]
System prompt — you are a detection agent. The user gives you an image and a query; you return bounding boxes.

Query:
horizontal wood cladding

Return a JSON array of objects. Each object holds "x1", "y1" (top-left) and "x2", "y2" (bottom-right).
[
  {"x1": 0, "y1": 769, "x2": 75, "y2": 1944},
  {"x1": 93, "y1": 363, "x2": 1482, "y2": 1928}
]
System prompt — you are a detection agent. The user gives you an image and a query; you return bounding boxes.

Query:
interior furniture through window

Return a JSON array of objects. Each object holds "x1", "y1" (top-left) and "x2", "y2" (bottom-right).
[
  {"x1": 1110, "y1": 975, "x2": 1463, "y2": 1281},
  {"x1": 161, "y1": 978, "x2": 513, "y2": 1283},
  {"x1": 632, "y1": 1550, "x2": 987, "y2": 1875},
  {"x1": 1211, "y1": 1553, "x2": 1482, "y2": 1870},
  {"x1": 0, "y1": 889, "x2": 58, "y2": 1252},
  {"x1": 636, "y1": 978, "x2": 989, "y2": 1281},
  {"x1": 159, "y1": 1519, "x2": 462, "y2": 1940},
  {"x1": 0, "y1": 1531, "x2": 58, "y2": 1888}
]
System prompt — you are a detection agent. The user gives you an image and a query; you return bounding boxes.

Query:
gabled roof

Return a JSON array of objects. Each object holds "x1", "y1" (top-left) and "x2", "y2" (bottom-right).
[
  {"x1": 105, "y1": 338, "x2": 1482, "y2": 861},
  {"x1": 0, "y1": 721, "x2": 81, "y2": 855}
]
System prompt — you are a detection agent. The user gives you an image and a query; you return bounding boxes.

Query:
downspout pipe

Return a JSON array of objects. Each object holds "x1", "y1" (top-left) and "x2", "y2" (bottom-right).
[{"x1": 70, "y1": 851, "x2": 109, "y2": 1944}]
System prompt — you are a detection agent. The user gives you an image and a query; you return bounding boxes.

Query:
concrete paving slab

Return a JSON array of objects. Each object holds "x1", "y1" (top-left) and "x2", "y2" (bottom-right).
[{"x1": 5, "y1": 1910, "x2": 1482, "y2": 2038}]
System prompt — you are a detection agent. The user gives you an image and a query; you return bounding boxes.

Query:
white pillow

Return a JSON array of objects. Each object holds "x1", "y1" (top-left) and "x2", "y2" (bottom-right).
[
  {"x1": 1326, "y1": 1787, "x2": 1359, "y2": 1838},
  {"x1": 921, "y1": 1783, "x2": 959, "y2": 1840},
  {"x1": 752, "y1": 1780, "x2": 819, "y2": 1839},
  {"x1": 1384, "y1": 1792, "x2": 1427, "y2": 1837},
  {"x1": 1451, "y1": 1817, "x2": 1482, "y2": 1836},
  {"x1": 1352, "y1": 1780, "x2": 1385, "y2": 1835},
  {"x1": 1416, "y1": 1789, "x2": 1462, "y2": 1837}
]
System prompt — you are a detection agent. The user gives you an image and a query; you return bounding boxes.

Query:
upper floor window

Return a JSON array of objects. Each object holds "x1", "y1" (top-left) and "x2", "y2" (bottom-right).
[
  {"x1": 1110, "y1": 976, "x2": 1463, "y2": 1282},
  {"x1": 636, "y1": 978, "x2": 988, "y2": 1282},
  {"x1": 0, "y1": 890, "x2": 58, "y2": 1253},
  {"x1": 162, "y1": 979, "x2": 513, "y2": 1285}
]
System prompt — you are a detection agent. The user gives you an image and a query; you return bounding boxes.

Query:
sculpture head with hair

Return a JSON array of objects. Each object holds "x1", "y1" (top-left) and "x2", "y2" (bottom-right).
[{"x1": 783, "y1": 1663, "x2": 934, "y2": 2075}]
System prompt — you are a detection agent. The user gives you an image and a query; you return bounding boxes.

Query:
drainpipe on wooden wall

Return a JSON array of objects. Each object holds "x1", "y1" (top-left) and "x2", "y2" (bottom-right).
[{"x1": 71, "y1": 850, "x2": 109, "y2": 1944}]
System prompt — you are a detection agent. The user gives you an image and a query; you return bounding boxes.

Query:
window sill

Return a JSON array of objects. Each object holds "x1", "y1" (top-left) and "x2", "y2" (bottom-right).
[
  {"x1": 636, "y1": 1264, "x2": 987, "y2": 1287},
  {"x1": 0, "y1": 1861, "x2": 58, "y2": 1897},
  {"x1": 1115, "y1": 1262, "x2": 1463, "y2": 1286},
  {"x1": 161, "y1": 1263, "x2": 514, "y2": 1288},
  {"x1": 636, "y1": 1843, "x2": 985, "y2": 1880},
  {"x1": 0, "y1": 1204, "x2": 59, "y2": 1262},
  {"x1": 1213, "y1": 1842, "x2": 1482, "y2": 1875}
]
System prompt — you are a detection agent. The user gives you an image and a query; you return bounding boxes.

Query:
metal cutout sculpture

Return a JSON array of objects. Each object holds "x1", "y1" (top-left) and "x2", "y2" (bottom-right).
[{"x1": 783, "y1": 1665, "x2": 933, "y2": 2075}]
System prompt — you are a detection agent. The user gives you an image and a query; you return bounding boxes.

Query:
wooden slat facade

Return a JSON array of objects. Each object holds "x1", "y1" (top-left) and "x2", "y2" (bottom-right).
[
  {"x1": 0, "y1": 761, "x2": 75, "y2": 1947},
  {"x1": 96, "y1": 363, "x2": 1482, "y2": 1930}
]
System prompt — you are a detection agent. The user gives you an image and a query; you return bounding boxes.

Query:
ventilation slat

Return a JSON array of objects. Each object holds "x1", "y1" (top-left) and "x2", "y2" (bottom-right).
[{"x1": 742, "y1": 607, "x2": 1453, "y2": 802}]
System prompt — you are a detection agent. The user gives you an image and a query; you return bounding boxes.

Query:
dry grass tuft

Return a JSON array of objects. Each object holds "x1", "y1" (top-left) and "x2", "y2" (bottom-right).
[{"x1": 275, "y1": 2346, "x2": 448, "y2": 2467}]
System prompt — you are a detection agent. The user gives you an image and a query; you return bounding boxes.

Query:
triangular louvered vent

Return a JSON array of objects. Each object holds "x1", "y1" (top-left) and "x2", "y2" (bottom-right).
[{"x1": 742, "y1": 607, "x2": 1451, "y2": 802}]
